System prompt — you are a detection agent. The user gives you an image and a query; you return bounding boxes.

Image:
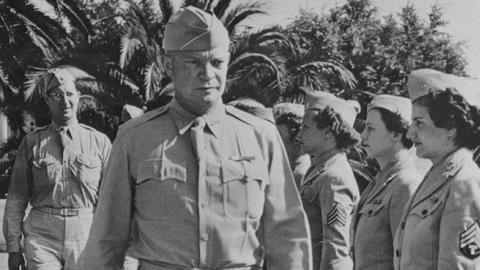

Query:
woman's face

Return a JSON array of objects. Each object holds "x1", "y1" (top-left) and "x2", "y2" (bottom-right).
[
  {"x1": 407, "y1": 103, "x2": 453, "y2": 162},
  {"x1": 361, "y1": 109, "x2": 395, "y2": 159}
]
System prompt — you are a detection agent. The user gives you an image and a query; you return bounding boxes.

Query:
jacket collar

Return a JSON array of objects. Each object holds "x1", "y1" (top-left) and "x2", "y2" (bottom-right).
[
  {"x1": 301, "y1": 149, "x2": 345, "y2": 187},
  {"x1": 411, "y1": 147, "x2": 472, "y2": 208},
  {"x1": 168, "y1": 98, "x2": 225, "y2": 138}
]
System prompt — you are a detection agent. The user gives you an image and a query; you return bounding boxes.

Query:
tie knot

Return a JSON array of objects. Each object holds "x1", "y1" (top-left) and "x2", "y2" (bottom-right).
[{"x1": 192, "y1": 117, "x2": 206, "y2": 129}]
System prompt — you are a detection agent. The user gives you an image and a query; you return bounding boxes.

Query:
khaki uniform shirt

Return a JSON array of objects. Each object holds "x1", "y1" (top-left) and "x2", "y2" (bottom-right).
[
  {"x1": 300, "y1": 150, "x2": 359, "y2": 270},
  {"x1": 3, "y1": 123, "x2": 111, "y2": 252},
  {"x1": 83, "y1": 100, "x2": 312, "y2": 270},
  {"x1": 394, "y1": 148, "x2": 480, "y2": 270},
  {"x1": 351, "y1": 151, "x2": 422, "y2": 270}
]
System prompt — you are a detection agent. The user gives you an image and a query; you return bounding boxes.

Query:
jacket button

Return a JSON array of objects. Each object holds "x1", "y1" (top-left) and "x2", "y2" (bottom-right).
[
  {"x1": 421, "y1": 209, "x2": 428, "y2": 215},
  {"x1": 396, "y1": 250, "x2": 401, "y2": 257},
  {"x1": 367, "y1": 210, "x2": 373, "y2": 215}
]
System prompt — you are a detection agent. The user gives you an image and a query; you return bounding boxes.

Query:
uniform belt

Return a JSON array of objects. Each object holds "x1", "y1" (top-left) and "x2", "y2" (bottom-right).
[
  {"x1": 139, "y1": 259, "x2": 260, "y2": 270},
  {"x1": 33, "y1": 206, "x2": 95, "y2": 216}
]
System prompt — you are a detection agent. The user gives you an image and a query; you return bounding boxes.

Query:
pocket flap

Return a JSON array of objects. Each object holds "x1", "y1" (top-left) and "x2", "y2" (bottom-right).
[
  {"x1": 222, "y1": 157, "x2": 268, "y2": 183},
  {"x1": 76, "y1": 154, "x2": 101, "y2": 168},
  {"x1": 359, "y1": 203, "x2": 384, "y2": 217},
  {"x1": 136, "y1": 159, "x2": 186, "y2": 184},
  {"x1": 410, "y1": 199, "x2": 442, "y2": 218}
]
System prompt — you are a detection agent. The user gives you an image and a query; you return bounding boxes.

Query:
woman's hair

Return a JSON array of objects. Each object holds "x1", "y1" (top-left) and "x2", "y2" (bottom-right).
[
  {"x1": 414, "y1": 88, "x2": 480, "y2": 149},
  {"x1": 308, "y1": 107, "x2": 360, "y2": 150},
  {"x1": 372, "y1": 107, "x2": 413, "y2": 148}
]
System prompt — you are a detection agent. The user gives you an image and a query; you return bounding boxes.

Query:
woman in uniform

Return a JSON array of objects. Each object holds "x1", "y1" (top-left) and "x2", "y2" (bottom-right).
[
  {"x1": 394, "y1": 68, "x2": 480, "y2": 270},
  {"x1": 352, "y1": 94, "x2": 423, "y2": 270}
]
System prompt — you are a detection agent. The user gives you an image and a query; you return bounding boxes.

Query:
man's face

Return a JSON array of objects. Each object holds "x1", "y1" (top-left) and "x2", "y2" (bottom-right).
[
  {"x1": 361, "y1": 109, "x2": 395, "y2": 159},
  {"x1": 407, "y1": 103, "x2": 452, "y2": 160},
  {"x1": 44, "y1": 82, "x2": 79, "y2": 126},
  {"x1": 168, "y1": 46, "x2": 230, "y2": 114},
  {"x1": 298, "y1": 110, "x2": 327, "y2": 155}
]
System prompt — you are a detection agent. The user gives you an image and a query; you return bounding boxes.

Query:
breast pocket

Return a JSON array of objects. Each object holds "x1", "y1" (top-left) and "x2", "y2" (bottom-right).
[
  {"x1": 71, "y1": 154, "x2": 102, "y2": 187},
  {"x1": 32, "y1": 156, "x2": 61, "y2": 188},
  {"x1": 221, "y1": 158, "x2": 268, "y2": 220},
  {"x1": 409, "y1": 198, "x2": 443, "y2": 219},
  {"x1": 135, "y1": 159, "x2": 187, "y2": 220},
  {"x1": 359, "y1": 202, "x2": 385, "y2": 218}
]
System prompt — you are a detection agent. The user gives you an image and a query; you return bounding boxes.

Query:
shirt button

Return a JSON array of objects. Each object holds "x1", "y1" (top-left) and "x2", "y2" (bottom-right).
[
  {"x1": 201, "y1": 233, "x2": 209, "y2": 241},
  {"x1": 396, "y1": 250, "x2": 401, "y2": 257}
]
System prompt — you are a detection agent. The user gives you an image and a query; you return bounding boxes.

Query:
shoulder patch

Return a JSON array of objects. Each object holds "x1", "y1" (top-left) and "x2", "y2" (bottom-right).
[
  {"x1": 117, "y1": 105, "x2": 169, "y2": 137},
  {"x1": 459, "y1": 219, "x2": 480, "y2": 259}
]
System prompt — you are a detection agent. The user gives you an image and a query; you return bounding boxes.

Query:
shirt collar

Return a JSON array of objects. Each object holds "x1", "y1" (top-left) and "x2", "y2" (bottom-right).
[
  {"x1": 168, "y1": 98, "x2": 226, "y2": 137},
  {"x1": 49, "y1": 121, "x2": 79, "y2": 139},
  {"x1": 374, "y1": 150, "x2": 412, "y2": 185}
]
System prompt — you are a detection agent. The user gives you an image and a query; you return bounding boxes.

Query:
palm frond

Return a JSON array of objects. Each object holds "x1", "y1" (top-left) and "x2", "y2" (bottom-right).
[
  {"x1": 0, "y1": 14, "x2": 14, "y2": 44},
  {"x1": 229, "y1": 52, "x2": 283, "y2": 82},
  {"x1": 125, "y1": 0, "x2": 154, "y2": 42},
  {"x1": 143, "y1": 62, "x2": 163, "y2": 101},
  {"x1": 213, "y1": 0, "x2": 232, "y2": 19},
  {"x1": 119, "y1": 36, "x2": 143, "y2": 69},
  {"x1": 58, "y1": 0, "x2": 94, "y2": 38},
  {"x1": 158, "y1": 0, "x2": 174, "y2": 24},
  {"x1": 223, "y1": 1, "x2": 267, "y2": 34},
  {"x1": 294, "y1": 61, "x2": 357, "y2": 90}
]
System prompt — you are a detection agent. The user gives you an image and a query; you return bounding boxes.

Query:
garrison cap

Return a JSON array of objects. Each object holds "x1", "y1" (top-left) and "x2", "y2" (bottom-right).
[
  {"x1": 37, "y1": 68, "x2": 76, "y2": 96},
  {"x1": 304, "y1": 91, "x2": 360, "y2": 127},
  {"x1": 163, "y1": 6, "x2": 229, "y2": 52},
  {"x1": 407, "y1": 68, "x2": 480, "y2": 107},
  {"x1": 273, "y1": 103, "x2": 305, "y2": 120},
  {"x1": 368, "y1": 94, "x2": 412, "y2": 124},
  {"x1": 228, "y1": 98, "x2": 275, "y2": 123}
]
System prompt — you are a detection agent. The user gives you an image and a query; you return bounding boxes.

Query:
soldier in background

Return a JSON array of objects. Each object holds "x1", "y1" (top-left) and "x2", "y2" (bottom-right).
[
  {"x1": 394, "y1": 69, "x2": 480, "y2": 269},
  {"x1": 352, "y1": 94, "x2": 423, "y2": 270},
  {"x1": 3, "y1": 68, "x2": 111, "y2": 270},
  {"x1": 298, "y1": 91, "x2": 360, "y2": 270},
  {"x1": 273, "y1": 102, "x2": 311, "y2": 188},
  {"x1": 82, "y1": 6, "x2": 311, "y2": 270}
]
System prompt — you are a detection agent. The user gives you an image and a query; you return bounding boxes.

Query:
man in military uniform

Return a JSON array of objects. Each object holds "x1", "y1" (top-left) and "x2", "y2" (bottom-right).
[
  {"x1": 298, "y1": 91, "x2": 360, "y2": 270},
  {"x1": 83, "y1": 6, "x2": 311, "y2": 270},
  {"x1": 3, "y1": 68, "x2": 112, "y2": 270},
  {"x1": 273, "y1": 103, "x2": 311, "y2": 188}
]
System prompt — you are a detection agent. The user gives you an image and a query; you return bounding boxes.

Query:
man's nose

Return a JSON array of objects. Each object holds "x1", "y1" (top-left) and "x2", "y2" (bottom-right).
[{"x1": 199, "y1": 63, "x2": 215, "y2": 80}]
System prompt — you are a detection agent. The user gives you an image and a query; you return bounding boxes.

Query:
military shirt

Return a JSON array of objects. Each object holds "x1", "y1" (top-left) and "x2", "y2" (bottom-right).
[
  {"x1": 351, "y1": 151, "x2": 422, "y2": 270},
  {"x1": 3, "y1": 123, "x2": 111, "y2": 252},
  {"x1": 83, "y1": 100, "x2": 312, "y2": 270},
  {"x1": 394, "y1": 148, "x2": 480, "y2": 270},
  {"x1": 300, "y1": 149, "x2": 359, "y2": 270}
]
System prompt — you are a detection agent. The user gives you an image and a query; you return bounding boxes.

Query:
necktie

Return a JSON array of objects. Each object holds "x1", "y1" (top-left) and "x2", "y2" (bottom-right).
[
  {"x1": 190, "y1": 117, "x2": 206, "y2": 161},
  {"x1": 58, "y1": 128, "x2": 70, "y2": 149}
]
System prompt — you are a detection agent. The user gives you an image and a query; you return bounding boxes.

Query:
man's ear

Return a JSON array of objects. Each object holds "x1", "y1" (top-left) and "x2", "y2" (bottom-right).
[{"x1": 161, "y1": 54, "x2": 173, "y2": 78}]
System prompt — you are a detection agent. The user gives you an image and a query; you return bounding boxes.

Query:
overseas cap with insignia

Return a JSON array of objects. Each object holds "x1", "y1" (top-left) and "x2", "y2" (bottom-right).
[
  {"x1": 163, "y1": 6, "x2": 229, "y2": 52},
  {"x1": 228, "y1": 98, "x2": 275, "y2": 123},
  {"x1": 273, "y1": 103, "x2": 305, "y2": 120},
  {"x1": 407, "y1": 68, "x2": 480, "y2": 108},
  {"x1": 367, "y1": 94, "x2": 412, "y2": 124},
  {"x1": 36, "y1": 68, "x2": 76, "y2": 96},
  {"x1": 304, "y1": 91, "x2": 360, "y2": 127}
]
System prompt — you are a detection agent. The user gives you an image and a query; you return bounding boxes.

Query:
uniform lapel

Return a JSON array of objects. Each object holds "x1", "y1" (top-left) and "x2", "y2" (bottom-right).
[{"x1": 410, "y1": 148, "x2": 469, "y2": 209}]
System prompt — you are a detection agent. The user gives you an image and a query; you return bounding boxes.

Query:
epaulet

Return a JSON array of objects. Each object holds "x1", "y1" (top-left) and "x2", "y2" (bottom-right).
[
  {"x1": 31, "y1": 125, "x2": 48, "y2": 134},
  {"x1": 117, "y1": 105, "x2": 169, "y2": 137},
  {"x1": 225, "y1": 105, "x2": 276, "y2": 128},
  {"x1": 79, "y1": 123, "x2": 98, "y2": 132}
]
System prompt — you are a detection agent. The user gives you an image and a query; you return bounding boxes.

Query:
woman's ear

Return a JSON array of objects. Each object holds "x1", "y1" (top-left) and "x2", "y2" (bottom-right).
[{"x1": 447, "y1": 127, "x2": 457, "y2": 141}]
